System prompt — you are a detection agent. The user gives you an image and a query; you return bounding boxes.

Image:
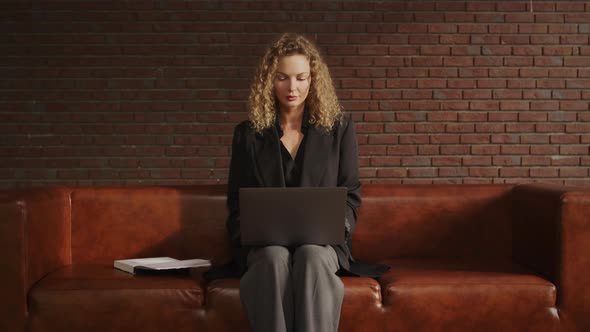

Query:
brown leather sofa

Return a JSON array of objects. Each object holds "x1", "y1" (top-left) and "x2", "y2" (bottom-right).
[{"x1": 1, "y1": 183, "x2": 589, "y2": 332}]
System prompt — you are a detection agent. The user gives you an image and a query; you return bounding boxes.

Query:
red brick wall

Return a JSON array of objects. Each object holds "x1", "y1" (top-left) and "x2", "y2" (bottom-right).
[{"x1": 1, "y1": 1, "x2": 589, "y2": 188}]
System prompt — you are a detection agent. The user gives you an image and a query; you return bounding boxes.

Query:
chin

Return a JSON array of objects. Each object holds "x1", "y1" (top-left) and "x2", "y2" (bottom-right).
[{"x1": 280, "y1": 101, "x2": 302, "y2": 108}]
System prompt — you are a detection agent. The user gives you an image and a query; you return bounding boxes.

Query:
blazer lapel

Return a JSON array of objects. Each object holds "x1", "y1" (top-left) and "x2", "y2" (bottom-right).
[
  {"x1": 254, "y1": 126, "x2": 285, "y2": 187},
  {"x1": 301, "y1": 125, "x2": 333, "y2": 187}
]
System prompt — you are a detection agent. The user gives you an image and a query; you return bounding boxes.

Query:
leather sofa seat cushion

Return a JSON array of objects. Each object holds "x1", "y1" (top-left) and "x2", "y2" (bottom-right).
[
  {"x1": 204, "y1": 276, "x2": 386, "y2": 331},
  {"x1": 379, "y1": 259, "x2": 559, "y2": 331},
  {"x1": 28, "y1": 264, "x2": 205, "y2": 331},
  {"x1": 26, "y1": 259, "x2": 559, "y2": 332},
  {"x1": 204, "y1": 279, "x2": 248, "y2": 329},
  {"x1": 30, "y1": 264, "x2": 205, "y2": 309}
]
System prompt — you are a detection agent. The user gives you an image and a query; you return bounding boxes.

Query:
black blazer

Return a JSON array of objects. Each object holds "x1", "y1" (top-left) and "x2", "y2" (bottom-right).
[{"x1": 205, "y1": 113, "x2": 389, "y2": 280}]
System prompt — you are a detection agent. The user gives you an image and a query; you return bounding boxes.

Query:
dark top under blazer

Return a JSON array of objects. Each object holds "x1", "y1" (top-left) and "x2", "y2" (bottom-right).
[
  {"x1": 205, "y1": 113, "x2": 389, "y2": 280},
  {"x1": 276, "y1": 109, "x2": 308, "y2": 187}
]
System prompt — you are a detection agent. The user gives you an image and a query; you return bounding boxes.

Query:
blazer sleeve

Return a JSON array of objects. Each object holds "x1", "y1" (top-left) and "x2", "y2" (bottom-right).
[
  {"x1": 338, "y1": 115, "x2": 362, "y2": 238},
  {"x1": 226, "y1": 122, "x2": 246, "y2": 247}
]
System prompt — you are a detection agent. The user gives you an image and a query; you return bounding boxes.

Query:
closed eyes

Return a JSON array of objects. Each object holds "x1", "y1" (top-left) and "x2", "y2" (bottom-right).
[{"x1": 276, "y1": 73, "x2": 309, "y2": 81}]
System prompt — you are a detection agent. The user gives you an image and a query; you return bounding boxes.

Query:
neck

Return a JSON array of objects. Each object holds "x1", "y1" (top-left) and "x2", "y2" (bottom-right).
[{"x1": 279, "y1": 105, "x2": 304, "y2": 130}]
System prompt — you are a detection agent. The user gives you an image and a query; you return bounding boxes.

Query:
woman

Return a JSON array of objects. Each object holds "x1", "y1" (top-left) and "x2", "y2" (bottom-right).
[{"x1": 207, "y1": 33, "x2": 388, "y2": 332}]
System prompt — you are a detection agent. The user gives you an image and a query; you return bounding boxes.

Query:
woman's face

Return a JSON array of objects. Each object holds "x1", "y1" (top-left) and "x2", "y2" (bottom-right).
[{"x1": 273, "y1": 54, "x2": 311, "y2": 112}]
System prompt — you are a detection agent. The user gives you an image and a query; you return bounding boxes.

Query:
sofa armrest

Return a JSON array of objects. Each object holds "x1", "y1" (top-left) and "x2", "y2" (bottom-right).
[
  {"x1": 0, "y1": 187, "x2": 71, "y2": 331},
  {"x1": 512, "y1": 183, "x2": 590, "y2": 332}
]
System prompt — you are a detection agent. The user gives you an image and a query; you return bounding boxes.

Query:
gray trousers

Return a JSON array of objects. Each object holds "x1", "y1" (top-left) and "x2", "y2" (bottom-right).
[{"x1": 239, "y1": 245, "x2": 344, "y2": 332}]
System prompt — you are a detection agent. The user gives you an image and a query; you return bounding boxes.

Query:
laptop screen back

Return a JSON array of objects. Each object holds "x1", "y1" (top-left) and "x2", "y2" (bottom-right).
[{"x1": 239, "y1": 187, "x2": 347, "y2": 246}]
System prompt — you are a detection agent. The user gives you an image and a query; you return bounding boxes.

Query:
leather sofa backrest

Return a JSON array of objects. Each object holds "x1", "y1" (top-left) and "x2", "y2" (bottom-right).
[
  {"x1": 70, "y1": 185, "x2": 231, "y2": 264},
  {"x1": 353, "y1": 184, "x2": 515, "y2": 262},
  {"x1": 68, "y1": 184, "x2": 515, "y2": 264}
]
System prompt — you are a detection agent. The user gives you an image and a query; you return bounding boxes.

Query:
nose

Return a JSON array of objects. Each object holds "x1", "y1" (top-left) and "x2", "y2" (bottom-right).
[{"x1": 288, "y1": 78, "x2": 297, "y2": 92}]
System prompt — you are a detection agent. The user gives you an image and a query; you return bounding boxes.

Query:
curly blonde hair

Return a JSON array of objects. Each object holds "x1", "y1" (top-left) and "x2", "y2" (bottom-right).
[{"x1": 248, "y1": 33, "x2": 343, "y2": 133}]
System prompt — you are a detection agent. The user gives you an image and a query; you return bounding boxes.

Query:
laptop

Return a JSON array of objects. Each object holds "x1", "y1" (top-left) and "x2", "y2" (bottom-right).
[{"x1": 239, "y1": 187, "x2": 347, "y2": 246}]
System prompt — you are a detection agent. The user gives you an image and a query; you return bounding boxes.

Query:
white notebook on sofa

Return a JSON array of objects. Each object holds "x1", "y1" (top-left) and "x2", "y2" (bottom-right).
[{"x1": 114, "y1": 257, "x2": 211, "y2": 274}]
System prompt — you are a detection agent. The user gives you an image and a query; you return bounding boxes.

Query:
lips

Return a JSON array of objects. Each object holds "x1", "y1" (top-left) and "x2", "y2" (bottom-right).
[{"x1": 287, "y1": 96, "x2": 297, "y2": 101}]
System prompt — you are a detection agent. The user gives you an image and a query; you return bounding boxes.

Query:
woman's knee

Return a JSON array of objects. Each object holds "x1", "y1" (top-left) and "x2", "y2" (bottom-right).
[
  {"x1": 293, "y1": 245, "x2": 337, "y2": 269},
  {"x1": 248, "y1": 245, "x2": 291, "y2": 267}
]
